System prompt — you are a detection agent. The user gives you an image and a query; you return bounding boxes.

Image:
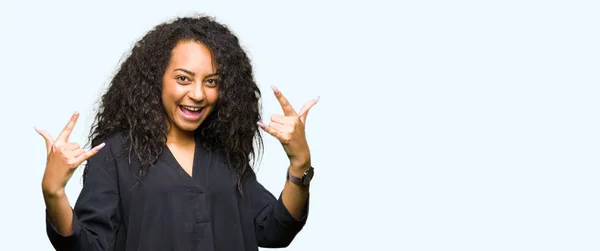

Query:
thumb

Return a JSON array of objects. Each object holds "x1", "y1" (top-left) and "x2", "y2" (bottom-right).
[
  {"x1": 299, "y1": 96, "x2": 320, "y2": 124},
  {"x1": 35, "y1": 127, "x2": 54, "y2": 153}
]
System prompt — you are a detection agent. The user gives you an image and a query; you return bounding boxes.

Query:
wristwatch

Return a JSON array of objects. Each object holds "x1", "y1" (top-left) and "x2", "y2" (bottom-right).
[{"x1": 287, "y1": 167, "x2": 314, "y2": 186}]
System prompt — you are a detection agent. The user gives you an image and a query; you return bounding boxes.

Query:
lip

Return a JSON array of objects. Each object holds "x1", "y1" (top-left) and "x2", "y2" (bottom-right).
[
  {"x1": 178, "y1": 105, "x2": 204, "y2": 121},
  {"x1": 180, "y1": 105, "x2": 203, "y2": 109}
]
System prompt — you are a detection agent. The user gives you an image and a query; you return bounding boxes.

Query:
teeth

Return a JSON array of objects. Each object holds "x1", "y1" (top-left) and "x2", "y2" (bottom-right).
[{"x1": 183, "y1": 106, "x2": 201, "y2": 111}]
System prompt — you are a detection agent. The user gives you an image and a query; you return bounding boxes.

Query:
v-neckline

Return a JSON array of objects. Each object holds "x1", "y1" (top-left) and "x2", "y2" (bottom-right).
[
  {"x1": 164, "y1": 142, "x2": 197, "y2": 179},
  {"x1": 160, "y1": 134, "x2": 214, "y2": 191}
]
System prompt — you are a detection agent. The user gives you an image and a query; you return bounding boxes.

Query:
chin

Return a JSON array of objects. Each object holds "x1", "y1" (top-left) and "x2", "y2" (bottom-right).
[
  {"x1": 184, "y1": 124, "x2": 202, "y2": 132},
  {"x1": 174, "y1": 121, "x2": 202, "y2": 133}
]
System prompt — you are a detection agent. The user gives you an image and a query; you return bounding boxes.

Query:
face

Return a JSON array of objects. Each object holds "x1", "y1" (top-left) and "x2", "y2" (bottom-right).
[{"x1": 162, "y1": 41, "x2": 220, "y2": 134}]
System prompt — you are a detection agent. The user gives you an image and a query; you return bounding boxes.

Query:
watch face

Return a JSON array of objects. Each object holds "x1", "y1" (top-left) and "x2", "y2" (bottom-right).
[{"x1": 302, "y1": 168, "x2": 314, "y2": 185}]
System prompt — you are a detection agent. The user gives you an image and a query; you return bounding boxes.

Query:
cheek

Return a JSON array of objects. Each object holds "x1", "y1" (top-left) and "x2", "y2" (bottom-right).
[
  {"x1": 208, "y1": 88, "x2": 220, "y2": 104},
  {"x1": 162, "y1": 82, "x2": 183, "y2": 101}
]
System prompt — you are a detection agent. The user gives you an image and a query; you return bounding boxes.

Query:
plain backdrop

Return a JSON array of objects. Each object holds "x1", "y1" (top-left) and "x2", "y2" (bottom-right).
[{"x1": 0, "y1": 0, "x2": 599, "y2": 250}]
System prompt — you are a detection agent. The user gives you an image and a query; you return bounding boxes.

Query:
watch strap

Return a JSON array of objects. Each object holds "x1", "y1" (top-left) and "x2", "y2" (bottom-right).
[
  {"x1": 287, "y1": 167, "x2": 314, "y2": 186},
  {"x1": 287, "y1": 170, "x2": 304, "y2": 185}
]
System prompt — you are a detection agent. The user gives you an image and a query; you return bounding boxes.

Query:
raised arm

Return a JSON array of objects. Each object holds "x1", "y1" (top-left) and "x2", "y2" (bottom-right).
[
  {"x1": 257, "y1": 85, "x2": 318, "y2": 220},
  {"x1": 254, "y1": 86, "x2": 318, "y2": 246},
  {"x1": 38, "y1": 112, "x2": 120, "y2": 250}
]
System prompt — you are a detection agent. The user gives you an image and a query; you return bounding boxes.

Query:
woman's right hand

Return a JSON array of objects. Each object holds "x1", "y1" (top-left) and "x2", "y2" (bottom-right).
[{"x1": 36, "y1": 112, "x2": 105, "y2": 198}]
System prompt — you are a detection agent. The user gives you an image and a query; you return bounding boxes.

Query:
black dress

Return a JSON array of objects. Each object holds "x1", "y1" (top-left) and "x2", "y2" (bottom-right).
[{"x1": 46, "y1": 134, "x2": 308, "y2": 250}]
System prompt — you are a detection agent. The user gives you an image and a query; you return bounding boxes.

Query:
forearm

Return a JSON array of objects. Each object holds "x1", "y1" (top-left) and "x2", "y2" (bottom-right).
[
  {"x1": 281, "y1": 165, "x2": 310, "y2": 221},
  {"x1": 44, "y1": 190, "x2": 74, "y2": 236}
]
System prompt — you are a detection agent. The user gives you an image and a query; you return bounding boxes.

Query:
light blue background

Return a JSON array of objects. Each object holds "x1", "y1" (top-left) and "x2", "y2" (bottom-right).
[{"x1": 0, "y1": 0, "x2": 598, "y2": 250}]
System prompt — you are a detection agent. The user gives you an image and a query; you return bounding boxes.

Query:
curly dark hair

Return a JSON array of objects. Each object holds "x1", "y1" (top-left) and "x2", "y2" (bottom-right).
[{"x1": 84, "y1": 15, "x2": 263, "y2": 192}]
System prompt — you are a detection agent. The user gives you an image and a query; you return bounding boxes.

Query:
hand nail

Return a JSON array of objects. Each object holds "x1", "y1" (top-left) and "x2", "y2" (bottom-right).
[
  {"x1": 271, "y1": 85, "x2": 280, "y2": 94},
  {"x1": 257, "y1": 122, "x2": 266, "y2": 129},
  {"x1": 316, "y1": 96, "x2": 320, "y2": 102}
]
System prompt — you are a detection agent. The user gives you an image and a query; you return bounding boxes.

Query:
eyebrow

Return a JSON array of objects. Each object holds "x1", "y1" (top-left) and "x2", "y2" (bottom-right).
[
  {"x1": 174, "y1": 68, "x2": 219, "y2": 79},
  {"x1": 174, "y1": 68, "x2": 195, "y2": 76},
  {"x1": 204, "y1": 73, "x2": 219, "y2": 79}
]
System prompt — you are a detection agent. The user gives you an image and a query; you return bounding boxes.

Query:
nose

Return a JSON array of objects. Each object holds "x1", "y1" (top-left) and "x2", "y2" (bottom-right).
[{"x1": 188, "y1": 82, "x2": 205, "y2": 102}]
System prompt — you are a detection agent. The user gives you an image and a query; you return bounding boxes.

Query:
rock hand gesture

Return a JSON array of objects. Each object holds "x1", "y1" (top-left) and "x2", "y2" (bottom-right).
[
  {"x1": 258, "y1": 86, "x2": 319, "y2": 172},
  {"x1": 36, "y1": 112, "x2": 105, "y2": 197}
]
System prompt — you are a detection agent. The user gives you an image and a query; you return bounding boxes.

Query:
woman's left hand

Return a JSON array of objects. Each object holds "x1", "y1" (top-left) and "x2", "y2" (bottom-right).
[{"x1": 258, "y1": 85, "x2": 319, "y2": 171}]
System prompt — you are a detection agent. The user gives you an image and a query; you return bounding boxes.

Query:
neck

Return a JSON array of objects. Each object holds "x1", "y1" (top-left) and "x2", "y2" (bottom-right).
[{"x1": 166, "y1": 123, "x2": 195, "y2": 146}]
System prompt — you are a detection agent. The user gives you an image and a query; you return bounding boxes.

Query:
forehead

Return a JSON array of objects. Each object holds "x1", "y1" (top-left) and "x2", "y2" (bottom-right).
[{"x1": 168, "y1": 41, "x2": 217, "y2": 73}]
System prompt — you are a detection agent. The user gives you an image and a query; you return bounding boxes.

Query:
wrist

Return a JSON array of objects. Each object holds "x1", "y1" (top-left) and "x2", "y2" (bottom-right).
[
  {"x1": 42, "y1": 186, "x2": 66, "y2": 200},
  {"x1": 287, "y1": 165, "x2": 315, "y2": 186},
  {"x1": 289, "y1": 158, "x2": 311, "y2": 171},
  {"x1": 289, "y1": 163, "x2": 310, "y2": 176}
]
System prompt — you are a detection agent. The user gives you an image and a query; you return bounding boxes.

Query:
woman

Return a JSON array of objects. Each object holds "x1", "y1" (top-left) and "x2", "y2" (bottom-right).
[{"x1": 37, "y1": 15, "x2": 318, "y2": 251}]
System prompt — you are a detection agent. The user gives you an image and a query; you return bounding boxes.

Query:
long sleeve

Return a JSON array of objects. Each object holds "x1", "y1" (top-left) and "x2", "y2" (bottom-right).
[
  {"x1": 46, "y1": 138, "x2": 121, "y2": 251},
  {"x1": 245, "y1": 171, "x2": 309, "y2": 248}
]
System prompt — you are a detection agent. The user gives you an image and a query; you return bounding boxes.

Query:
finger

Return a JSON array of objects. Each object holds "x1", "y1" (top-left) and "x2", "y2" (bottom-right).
[
  {"x1": 268, "y1": 121, "x2": 290, "y2": 133},
  {"x1": 71, "y1": 148, "x2": 86, "y2": 158},
  {"x1": 35, "y1": 128, "x2": 54, "y2": 152},
  {"x1": 299, "y1": 96, "x2": 320, "y2": 123},
  {"x1": 63, "y1": 142, "x2": 81, "y2": 150},
  {"x1": 56, "y1": 112, "x2": 80, "y2": 143},
  {"x1": 73, "y1": 142, "x2": 106, "y2": 164},
  {"x1": 271, "y1": 85, "x2": 297, "y2": 116},
  {"x1": 269, "y1": 114, "x2": 288, "y2": 124},
  {"x1": 258, "y1": 122, "x2": 283, "y2": 140}
]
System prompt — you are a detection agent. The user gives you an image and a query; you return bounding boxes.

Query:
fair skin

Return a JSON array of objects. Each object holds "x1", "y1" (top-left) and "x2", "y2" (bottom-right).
[{"x1": 37, "y1": 40, "x2": 318, "y2": 237}]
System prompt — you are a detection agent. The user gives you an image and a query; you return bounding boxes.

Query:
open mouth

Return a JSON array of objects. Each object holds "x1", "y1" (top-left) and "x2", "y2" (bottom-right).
[{"x1": 179, "y1": 105, "x2": 204, "y2": 120}]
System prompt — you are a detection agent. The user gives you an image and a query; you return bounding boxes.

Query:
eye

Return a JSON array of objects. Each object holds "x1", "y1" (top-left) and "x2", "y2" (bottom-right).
[
  {"x1": 176, "y1": 76, "x2": 191, "y2": 83},
  {"x1": 205, "y1": 78, "x2": 219, "y2": 87}
]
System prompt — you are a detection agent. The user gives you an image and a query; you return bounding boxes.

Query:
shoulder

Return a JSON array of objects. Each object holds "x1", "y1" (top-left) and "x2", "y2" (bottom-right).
[
  {"x1": 95, "y1": 133, "x2": 127, "y2": 153},
  {"x1": 88, "y1": 133, "x2": 129, "y2": 164}
]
